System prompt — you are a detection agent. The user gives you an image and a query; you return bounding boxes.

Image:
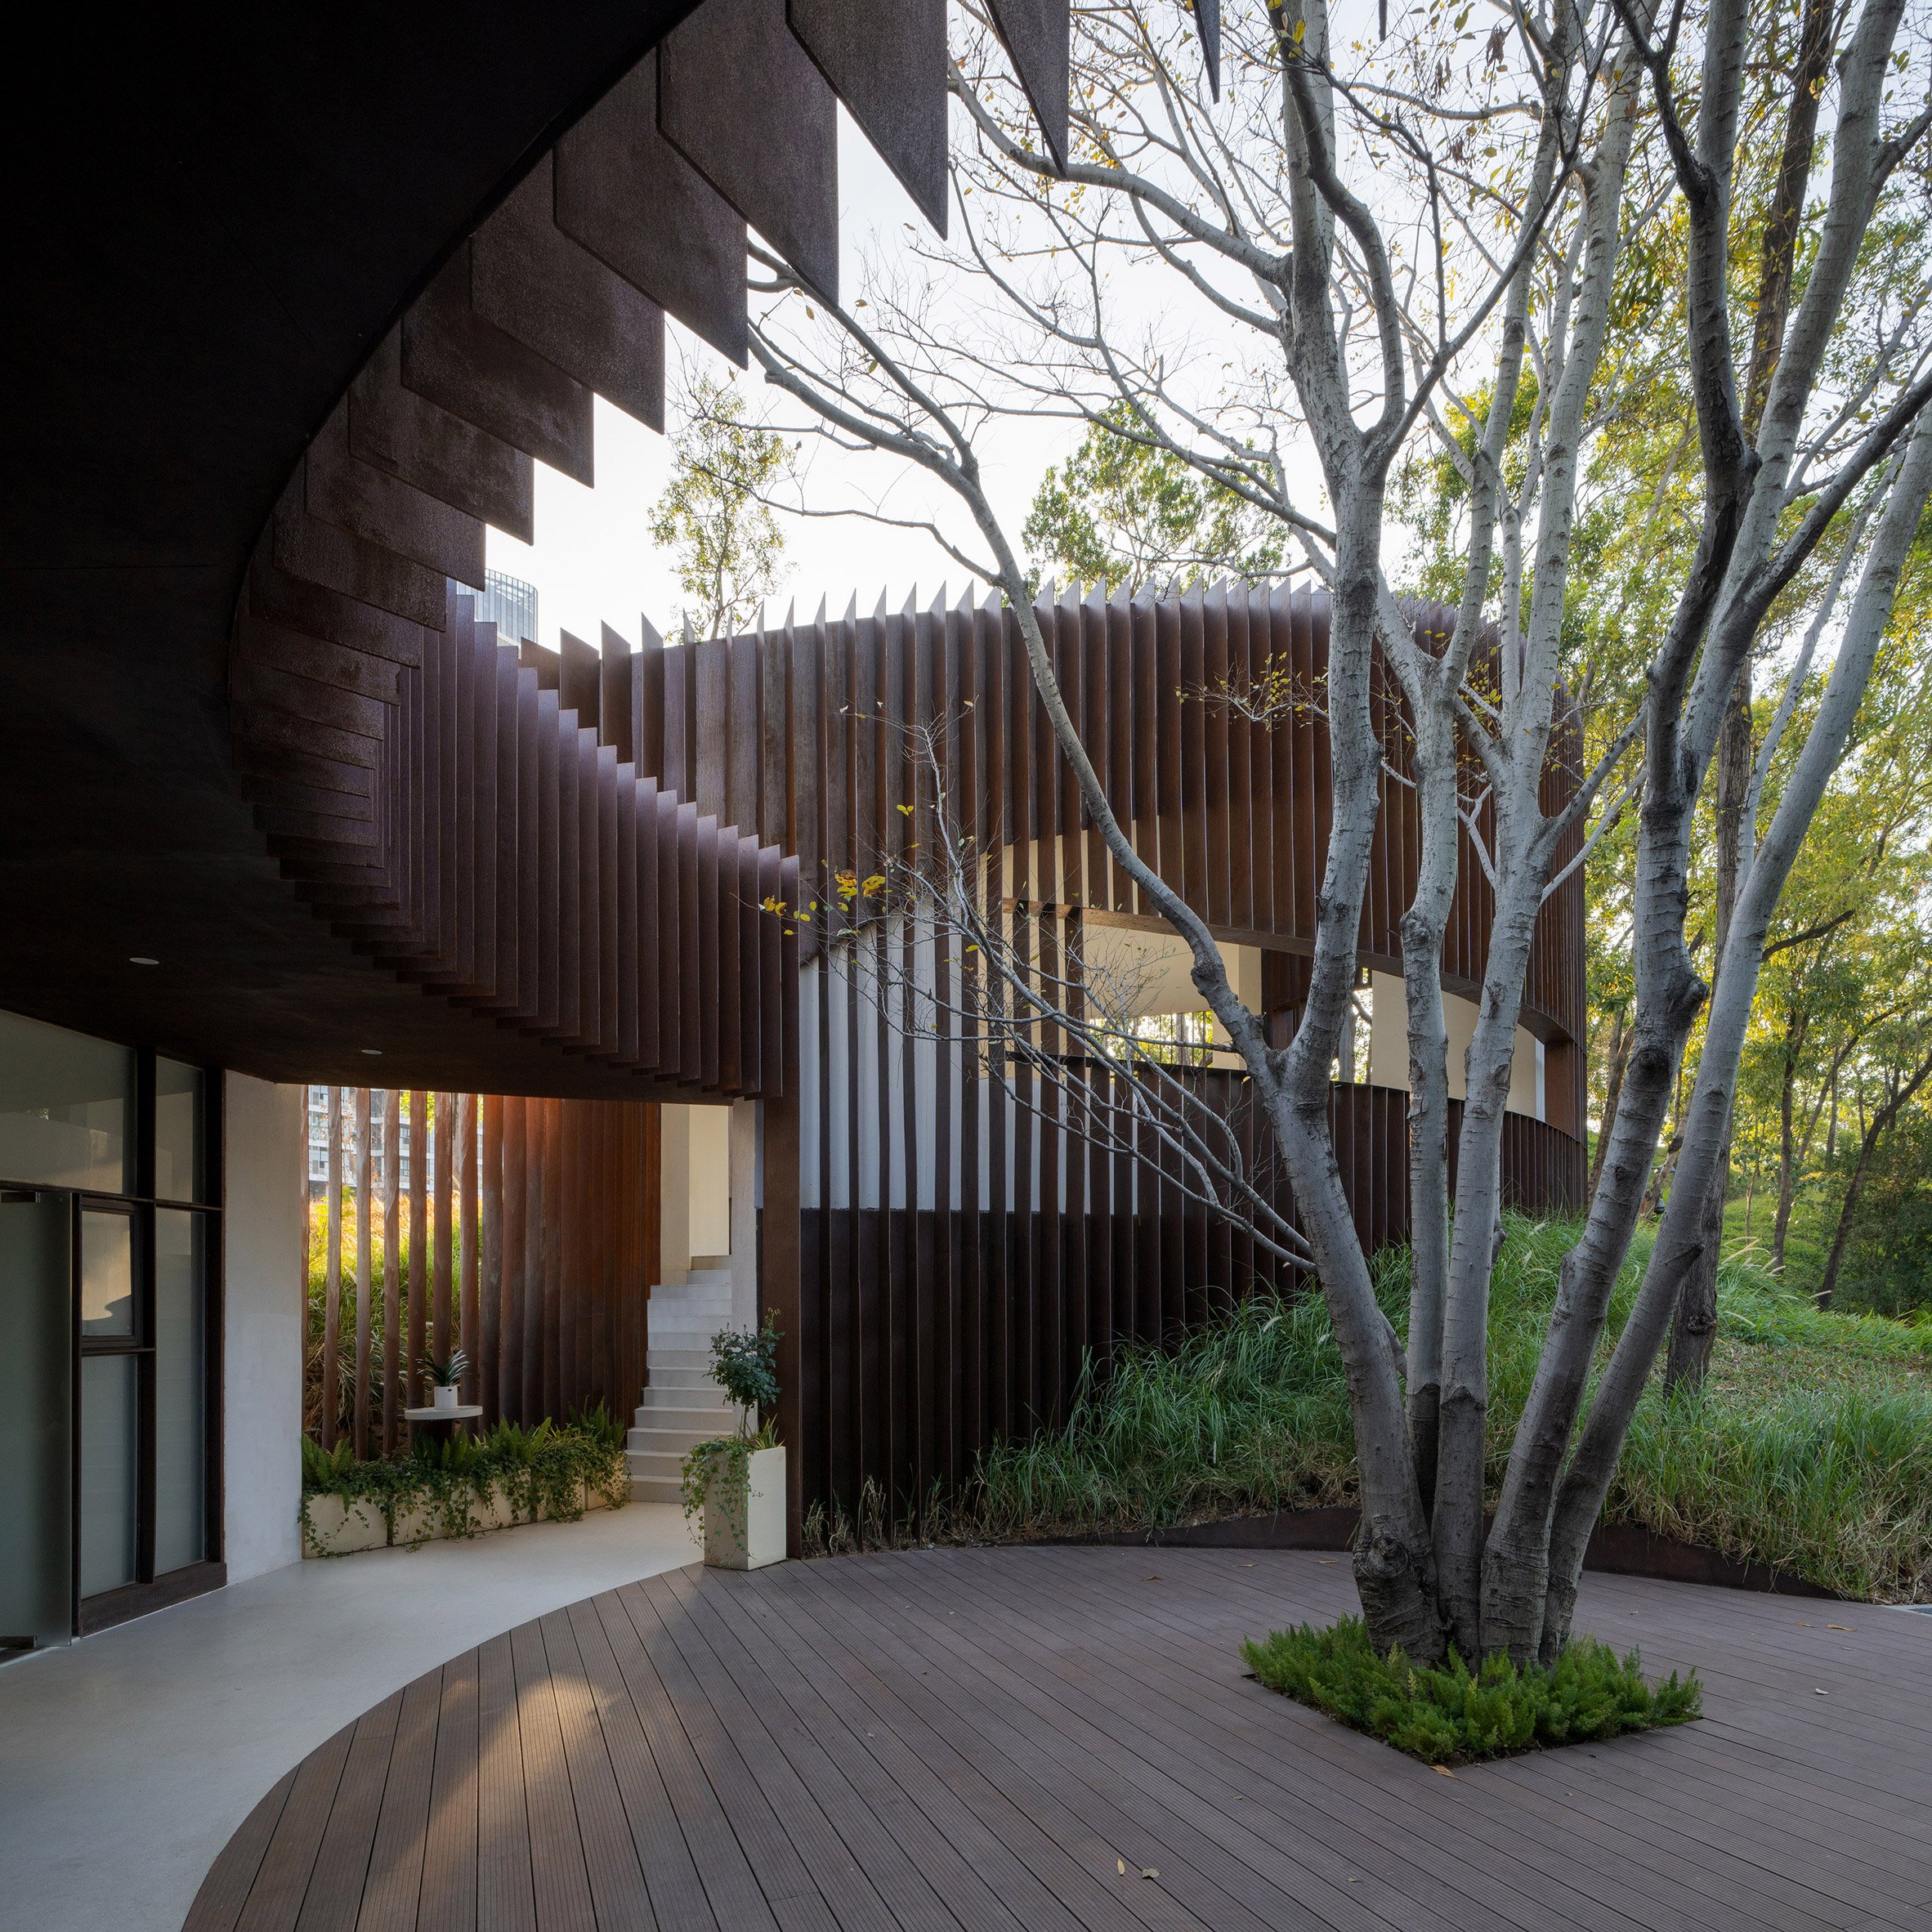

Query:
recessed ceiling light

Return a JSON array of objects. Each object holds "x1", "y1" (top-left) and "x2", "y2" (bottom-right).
[
  {"x1": 129, "y1": 955, "x2": 159, "y2": 966},
  {"x1": 360, "y1": 1048, "x2": 382, "y2": 1056}
]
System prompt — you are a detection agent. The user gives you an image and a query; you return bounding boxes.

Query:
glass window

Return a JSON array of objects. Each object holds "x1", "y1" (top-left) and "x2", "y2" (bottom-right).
[
  {"x1": 154, "y1": 1210, "x2": 206, "y2": 1573},
  {"x1": 80, "y1": 1354, "x2": 140, "y2": 1596},
  {"x1": 80, "y1": 1209, "x2": 136, "y2": 1338},
  {"x1": 154, "y1": 1059, "x2": 206, "y2": 1204},
  {"x1": 0, "y1": 1009, "x2": 133, "y2": 1193}
]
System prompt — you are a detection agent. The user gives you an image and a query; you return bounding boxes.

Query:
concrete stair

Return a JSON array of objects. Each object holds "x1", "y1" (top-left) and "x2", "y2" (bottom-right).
[{"x1": 627, "y1": 1261, "x2": 746, "y2": 1504}]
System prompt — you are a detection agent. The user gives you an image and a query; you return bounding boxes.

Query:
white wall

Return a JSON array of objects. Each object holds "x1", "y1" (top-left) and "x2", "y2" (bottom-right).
[
  {"x1": 659, "y1": 1102, "x2": 734, "y2": 1282},
  {"x1": 1366, "y1": 973, "x2": 1544, "y2": 1120},
  {"x1": 729, "y1": 1100, "x2": 758, "y2": 1326},
  {"x1": 659, "y1": 1104, "x2": 691, "y2": 1280},
  {"x1": 221, "y1": 1075, "x2": 306, "y2": 1583},
  {"x1": 688, "y1": 1105, "x2": 731, "y2": 1258}
]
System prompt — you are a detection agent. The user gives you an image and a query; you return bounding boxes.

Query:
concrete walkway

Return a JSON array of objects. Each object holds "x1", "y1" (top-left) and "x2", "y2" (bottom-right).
[{"x1": 0, "y1": 1502, "x2": 700, "y2": 1932}]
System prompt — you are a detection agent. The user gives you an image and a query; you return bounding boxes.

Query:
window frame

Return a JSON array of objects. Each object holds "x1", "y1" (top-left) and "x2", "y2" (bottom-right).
[{"x1": 7, "y1": 1049, "x2": 230, "y2": 1638}]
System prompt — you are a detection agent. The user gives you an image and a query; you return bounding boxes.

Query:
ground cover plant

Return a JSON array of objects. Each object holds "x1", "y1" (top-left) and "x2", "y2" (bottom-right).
[
  {"x1": 1242, "y1": 1617, "x2": 1701, "y2": 1766},
  {"x1": 970, "y1": 1217, "x2": 1932, "y2": 1605},
  {"x1": 299, "y1": 1407, "x2": 629, "y2": 1550}
]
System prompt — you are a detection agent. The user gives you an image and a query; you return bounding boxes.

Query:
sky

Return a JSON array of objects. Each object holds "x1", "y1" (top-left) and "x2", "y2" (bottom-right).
[{"x1": 485, "y1": 108, "x2": 1081, "y2": 652}]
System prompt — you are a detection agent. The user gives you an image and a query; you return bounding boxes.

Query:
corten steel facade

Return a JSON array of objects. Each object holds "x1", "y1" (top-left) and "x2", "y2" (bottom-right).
[
  {"x1": 268, "y1": 574, "x2": 1583, "y2": 1528},
  {"x1": 579, "y1": 584, "x2": 1586, "y2": 1525},
  {"x1": 2, "y1": 0, "x2": 1095, "y2": 1626},
  {"x1": 0, "y1": 0, "x2": 1579, "y2": 1578}
]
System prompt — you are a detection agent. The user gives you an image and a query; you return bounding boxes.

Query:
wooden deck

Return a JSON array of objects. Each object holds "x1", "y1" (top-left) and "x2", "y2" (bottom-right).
[{"x1": 184, "y1": 1547, "x2": 1932, "y2": 1932}]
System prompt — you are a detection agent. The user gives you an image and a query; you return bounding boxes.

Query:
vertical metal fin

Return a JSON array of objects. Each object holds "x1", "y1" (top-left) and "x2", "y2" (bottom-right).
[
  {"x1": 661, "y1": 0, "x2": 840, "y2": 302},
  {"x1": 986, "y1": 0, "x2": 1070, "y2": 173}
]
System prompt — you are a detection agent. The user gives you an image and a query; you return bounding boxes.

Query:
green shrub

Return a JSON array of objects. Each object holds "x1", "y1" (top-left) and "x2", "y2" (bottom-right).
[
  {"x1": 1242, "y1": 1616, "x2": 1701, "y2": 1764},
  {"x1": 299, "y1": 1414, "x2": 628, "y2": 1550},
  {"x1": 709, "y1": 1310, "x2": 783, "y2": 1420},
  {"x1": 679, "y1": 1417, "x2": 780, "y2": 1518},
  {"x1": 681, "y1": 1311, "x2": 785, "y2": 1523},
  {"x1": 973, "y1": 1288, "x2": 1359, "y2": 1535},
  {"x1": 965, "y1": 1214, "x2": 1932, "y2": 1603}
]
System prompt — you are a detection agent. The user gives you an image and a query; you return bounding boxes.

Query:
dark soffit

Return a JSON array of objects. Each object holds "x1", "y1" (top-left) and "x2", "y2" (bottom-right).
[{"x1": 0, "y1": 4, "x2": 712, "y2": 1095}]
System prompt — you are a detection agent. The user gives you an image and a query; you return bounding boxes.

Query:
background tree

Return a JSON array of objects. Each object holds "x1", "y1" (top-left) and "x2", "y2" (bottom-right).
[
  {"x1": 1024, "y1": 403, "x2": 1286, "y2": 591},
  {"x1": 649, "y1": 368, "x2": 790, "y2": 641},
  {"x1": 744, "y1": 0, "x2": 1932, "y2": 1668}
]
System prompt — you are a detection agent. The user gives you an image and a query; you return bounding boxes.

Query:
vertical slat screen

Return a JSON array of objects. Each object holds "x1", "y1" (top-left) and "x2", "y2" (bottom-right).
[
  {"x1": 307, "y1": 1090, "x2": 661, "y2": 1451},
  {"x1": 301, "y1": 581, "x2": 1586, "y2": 1533},
  {"x1": 669, "y1": 583, "x2": 1594, "y2": 1532},
  {"x1": 381, "y1": 1092, "x2": 401, "y2": 1454}
]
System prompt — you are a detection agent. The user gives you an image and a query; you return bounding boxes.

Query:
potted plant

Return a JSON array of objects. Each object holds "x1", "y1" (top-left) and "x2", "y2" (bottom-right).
[
  {"x1": 421, "y1": 1348, "x2": 470, "y2": 1412},
  {"x1": 680, "y1": 1311, "x2": 785, "y2": 1569}
]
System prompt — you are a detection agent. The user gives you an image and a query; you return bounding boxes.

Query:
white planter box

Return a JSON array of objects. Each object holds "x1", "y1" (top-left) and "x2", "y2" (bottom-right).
[
  {"x1": 703, "y1": 1445, "x2": 787, "y2": 1570},
  {"x1": 302, "y1": 1493, "x2": 386, "y2": 1557},
  {"x1": 302, "y1": 1469, "x2": 621, "y2": 1556}
]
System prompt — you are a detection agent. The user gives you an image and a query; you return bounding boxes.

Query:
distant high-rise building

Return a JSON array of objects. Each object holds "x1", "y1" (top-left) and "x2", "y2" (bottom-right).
[{"x1": 474, "y1": 569, "x2": 538, "y2": 647}]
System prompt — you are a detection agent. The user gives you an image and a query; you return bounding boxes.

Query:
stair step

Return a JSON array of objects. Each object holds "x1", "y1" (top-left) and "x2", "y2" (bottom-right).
[
  {"x1": 637, "y1": 1389, "x2": 732, "y2": 1414},
  {"x1": 626, "y1": 1405, "x2": 736, "y2": 1436},
  {"x1": 647, "y1": 1353, "x2": 711, "y2": 1372},
  {"x1": 641, "y1": 1367, "x2": 726, "y2": 1391},
  {"x1": 632, "y1": 1407, "x2": 735, "y2": 1433},
  {"x1": 626, "y1": 1447, "x2": 699, "y2": 1480},
  {"x1": 629, "y1": 1477, "x2": 686, "y2": 1506}
]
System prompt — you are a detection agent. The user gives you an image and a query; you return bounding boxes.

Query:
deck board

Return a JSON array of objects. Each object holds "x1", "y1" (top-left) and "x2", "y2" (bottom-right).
[{"x1": 182, "y1": 1549, "x2": 1932, "y2": 1932}]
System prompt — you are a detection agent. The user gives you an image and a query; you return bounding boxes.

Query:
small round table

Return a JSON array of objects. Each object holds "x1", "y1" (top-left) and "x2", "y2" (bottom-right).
[{"x1": 403, "y1": 1402, "x2": 484, "y2": 1450}]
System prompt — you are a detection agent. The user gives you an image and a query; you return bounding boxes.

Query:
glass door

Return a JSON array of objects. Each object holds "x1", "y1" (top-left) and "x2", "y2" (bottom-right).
[
  {"x1": 0, "y1": 1192, "x2": 74, "y2": 1649},
  {"x1": 79, "y1": 1203, "x2": 143, "y2": 1597},
  {"x1": 0, "y1": 1011, "x2": 221, "y2": 1643}
]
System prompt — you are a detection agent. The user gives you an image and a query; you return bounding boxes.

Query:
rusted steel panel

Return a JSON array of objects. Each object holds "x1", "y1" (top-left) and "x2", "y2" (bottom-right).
[
  {"x1": 271, "y1": 477, "x2": 448, "y2": 630},
  {"x1": 789, "y1": 0, "x2": 947, "y2": 233},
  {"x1": 555, "y1": 54, "x2": 749, "y2": 366},
  {"x1": 382, "y1": 1093, "x2": 402, "y2": 1456},
  {"x1": 661, "y1": 0, "x2": 839, "y2": 303},
  {"x1": 306, "y1": 403, "x2": 485, "y2": 588},
  {"x1": 432, "y1": 1091, "x2": 455, "y2": 1364},
  {"x1": 986, "y1": 0, "x2": 1071, "y2": 172},
  {"x1": 480, "y1": 1093, "x2": 503, "y2": 1428},
  {"x1": 402, "y1": 250, "x2": 594, "y2": 485},
  {"x1": 237, "y1": 612, "x2": 402, "y2": 706},
  {"x1": 408, "y1": 1091, "x2": 428, "y2": 1407},
  {"x1": 349, "y1": 329, "x2": 534, "y2": 543},
  {"x1": 458, "y1": 1093, "x2": 479, "y2": 1404},
  {"x1": 471, "y1": 154, "x2": 666, "y2": 434}
]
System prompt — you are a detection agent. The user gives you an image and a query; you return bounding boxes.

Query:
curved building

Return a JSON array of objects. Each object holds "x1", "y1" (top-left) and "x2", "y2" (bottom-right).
[{"x1": 0, "y1": 0, "x2": 1579, "y2": 1626}]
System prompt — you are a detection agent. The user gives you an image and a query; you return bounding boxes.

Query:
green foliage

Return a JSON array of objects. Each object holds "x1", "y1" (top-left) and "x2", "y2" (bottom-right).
[
  {"x1": 566, "y1": 1399, "x2": 627, "y2": 1454},
  {"x1": 299, "y1": 1415, "x2": 628, "y2": 1550},
  {"x1": 681, "y1": 1311, "x2": 785, "y2": 1525},
  {"x1": 709, "y1": 1310, "x2": 783, "y2": 1426},
  {"x1": 679, "y1": 1417, "x2": 780, "y2": 1522},
  {"x1": 1241, "y1": 1617, "x2": 1700, "y2": 1765},
  {"x1": 420, "y1": 1348, "x2": 470, "y2": 1389},
  {"x1": 1827, "y1": 1107, "x2": 1932, "y2": 1315},
  {"x1": 650, "y1": 370, "x2": 789, "y2": 641},
  {"x1": 973, "y1": 1288, "x2": 1359, "y2": 1534},
  {"x1": 1023, "y1": 405, "x2": 1285, "y2": 594},
  {"x1": 968, "y1": 1215, "x2": 1932, "y2": 1603}
]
